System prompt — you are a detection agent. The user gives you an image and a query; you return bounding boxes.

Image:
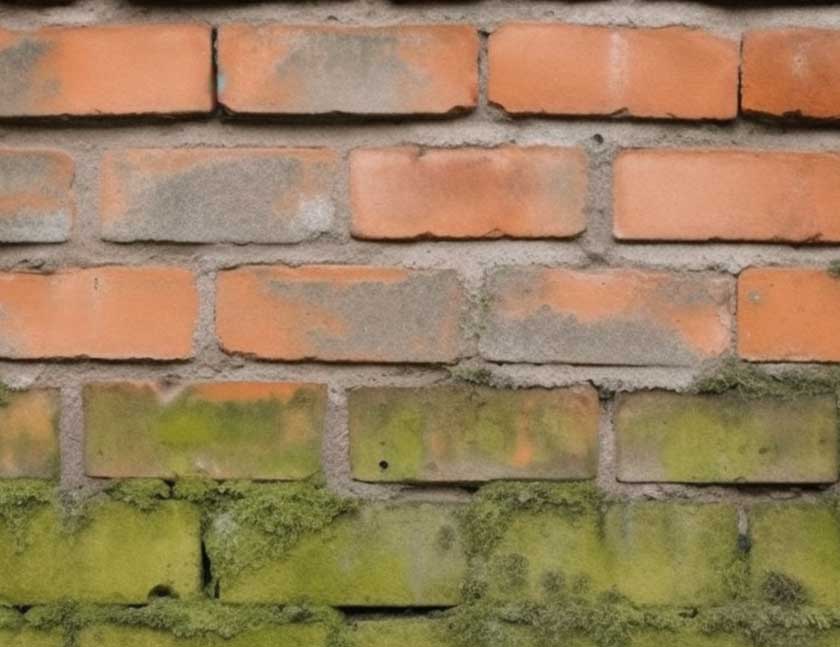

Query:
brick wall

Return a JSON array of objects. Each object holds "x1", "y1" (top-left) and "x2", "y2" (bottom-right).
[{"x1": 1, "y1": 1, "x2": 840, "y2": 645}]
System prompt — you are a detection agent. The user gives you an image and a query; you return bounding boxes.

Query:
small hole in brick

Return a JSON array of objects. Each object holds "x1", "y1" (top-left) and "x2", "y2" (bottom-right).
[
  {"x1": 379, "y1": 460, "x2": 389, "y2": 470},
  {"x1": 148, "y1": 585, "x2": 177, "y2": 600},
  {"x1": 592, "y1": 133, "x2": 604, "y2": 145}
]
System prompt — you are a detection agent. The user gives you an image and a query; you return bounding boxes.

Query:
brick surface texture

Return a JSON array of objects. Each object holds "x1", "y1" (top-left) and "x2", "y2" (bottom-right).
[{"x1": 2, "y1": 1, "x2": 840, "y2": 645}]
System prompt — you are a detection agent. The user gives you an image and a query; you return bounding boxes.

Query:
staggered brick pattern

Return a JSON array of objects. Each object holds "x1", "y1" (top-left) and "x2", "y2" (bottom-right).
[{"x1": 3, "y1": 1, "x2": 840, "y2": 646}]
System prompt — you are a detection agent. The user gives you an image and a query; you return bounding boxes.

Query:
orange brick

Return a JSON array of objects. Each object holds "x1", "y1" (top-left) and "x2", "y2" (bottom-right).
[
  {"x1": 743, "y1": 29, "x2": 840, "y2": 121},
  {"x1": 0, "y1": 24, "x2": 212, "y2": 117},
  {"x1": 739, "y1": 268, "x2": 840, "y2": 362},
  {"x1": 0, "y1": 389, "x2": 60, "y2": 479},
  {"x1": 489, "y1": 23, "x2": 738, "y2": 120},
  {"x1": 614, "y1": 149, "x2": 840, "y2": 242},
  {"x1": 481, "y1": 268, "x2": 732, "y2": 365},
  {"x1": 350, "y1": 146, "x2": 587, "y2": 240},
  {"x1": 217, "y1": 24, "x2": 478, "y2": 116},
  {"x1": 216, "y1": 266, "x2": 465, "y2": 363},
  {"x1": 0, "y1": 267, "x2": 197, "y2": 360}
]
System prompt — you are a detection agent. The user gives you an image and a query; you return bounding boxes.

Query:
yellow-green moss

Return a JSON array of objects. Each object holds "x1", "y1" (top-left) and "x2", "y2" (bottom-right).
[{"x1": 694, "y1": 360, "x2": 840, "y2": 400}]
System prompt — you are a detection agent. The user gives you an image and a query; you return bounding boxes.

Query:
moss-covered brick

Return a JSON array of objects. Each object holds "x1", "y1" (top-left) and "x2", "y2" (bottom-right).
[
  {"x1": 83, "y1": 382, "x2": 326, "y2": 480},
  {"x1": 0, "y1": 388, "x2": 60, "y2": 479},
  {"x1": 615, "y1": 391, "x2": 838, "y2": 483},
  {"x1": 631, "y1": 630, "x2": 750, "y2": 647},
  {"x1": 77, "y1": 624, "x2": 329, "y2": 647},
  {"x1": 0, "y1": 629, "x2": 64, "y2": 647},
  {"x1": 349, "y1": 385, "x2": 599, "y2": 483},
  {"x1": 350, "y1": 619, "x2": 453, "y2": 646},
  {"x1": 213, "y1": 503, "x2": 467, "y2": 606},
  {"x1": 605, "y1": 502, "x2": 740, "y2": 606},
  {"x1": 0, "y1": 500, "x2": 201, "y2": 604},
  {"x1": 749, "y1": 504, "x2": 840, "y2": 607}
]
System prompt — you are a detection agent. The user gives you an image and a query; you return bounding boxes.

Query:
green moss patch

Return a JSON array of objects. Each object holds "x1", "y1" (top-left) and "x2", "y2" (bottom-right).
[{"x1": 694, "y1": 360, "x2": 840, "y2": 400}]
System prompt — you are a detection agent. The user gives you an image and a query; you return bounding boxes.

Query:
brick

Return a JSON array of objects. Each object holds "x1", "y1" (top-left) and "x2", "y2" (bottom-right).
[
  {"x1": 0, "y1": 267, "x2": 198, "y2": 360},
  {"x1": 78, "y1": 625, "x2": 329, "y2": 647},
  {"x1": 632, "y1": 631, "x2": 749, "y2": 647},
  {"x1": 100, "y1": 148, "x2": 338, "y2": 244},
  {"x1": 216, "y1": 266, "x2": 465, "y2": 363},
  {"x1": 351, "y1": 620, "x2": 450, "y2": 647},
  {"x1": 84, "y1": 382, "x2": 326, "y2": 480},
  {"x1": 750, "y1": 504, "x2": 840, "y2": 607},
  {"x1": 0, "y1": 629, "x2": 64, "y2": 647},
  {"x1": 615, "y1": 391, "x2": 838, "y2": 484},
  {"x1": 743, "y1": 29, "x2": 840, "y2": 121},
  {"x1": 0, "y1": 388, "x2": 60, "y2": 479},
  {"x1": 217, "y1": 24, "x2": 478, "y2": 116},
  {"x1": 349, "y1": 385, "x2": 599, "y2": 483},
  {"x1": 488, "y1": 23, "x2": 737, "y2": 119},
  {"x1": 214, "y1": 503, "x2": 466, "y2": 605},
  {"x1": 604, "y1": 502, "x2": 739, "y2": 606},
  {"x1": 0, "y1": 149, "x2": 73, "y2": 243},
  {"x1": 350, "y1": 146, "x2": 587, "y2": 240},
  {"x1": 614, "y1": 149, "x2": 840, "y2": 243},
  {"x1": 0, "y1": 25, "x2": 212, "y2": 117},
  {"x1": 0, "y1": 500, "x2": 201, "y2": 604},
  {"x1": 480, "y1": 268, "x2": 732, "y2": 365},
  {"x1": 738, "y1": 268, "x2": 840, "y2": 362}
]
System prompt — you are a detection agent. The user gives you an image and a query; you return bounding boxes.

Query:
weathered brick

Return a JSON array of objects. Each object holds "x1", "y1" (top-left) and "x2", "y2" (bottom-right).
[
  {"x1": 217, "y1": 25, "x2": 478, "y2": 116},
  {"x1": 78, "y1": 625, "x2": 329, "y2": 647},
  {"x1": 0, "y1": 500, "x2": 201, "y2": 604},
  {"x1": 604, "y1": 502, "x2": 740, "y2": 606},
  {"x1": 100, "y1": 148, "x2": 338, "y2": 244},
  {"x1": 350, "y1": 146, "x2": 587, "y2": 240},
  {"x1": 488, "y1": 24, "x2": 737, "y2": 119},
  {"x1": 614, "y1": 149, "x2": 840, "y2": 242},
  {"x1": 632, "y1": 631, "x2": 749, "y2": 647},
  {"x1": 350, "y1": 619, "x2": 450, "y2": 647},
  {"x1": 0, "y1": 267, "x2": 198, "y2": 360},
  {"x1": 615, "y1": 391, "x2": 838, "y2": 484},
  {"x1": 214, "y1": 503, "x2": 466, "y2": 605},
  {"x1": 84, "y1": 382, "x2": 326, "y2": 480},
  {"x1": 0, "y1": 388, "x2": 60, "y2": 479},
  {"x1": 0, "y1": 149, "x2": 73, "y2": 243},
  {"x1": 216, "y1": 266, "x2": 465, "y2": 363},
  {"x1": 750, "y1": 504, "x2": 840, "y2": 607},
  {"x1": 0, "y1": 25, "x2": 212, "y2": 117},
  {"x1": 480, "y1": 268, "x2": 732, "y2": 365},
  {"x1": 349, "y1": 385, "x2": 599, "y2": 483},
  {"x1": 0, "y1": 629, "x2": 64, "y2": 647},
  {"x1": 743, "y1": 29, "x2": 840, "y2": 121},
  {"x1": 738, "y1": 268, "x2": 840, "y2": 362}
]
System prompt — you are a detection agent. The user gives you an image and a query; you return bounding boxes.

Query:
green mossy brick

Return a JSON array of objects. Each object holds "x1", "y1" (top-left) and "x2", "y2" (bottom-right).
[
  {"x1": 605, "y1": 502, "x2": 740, "y2": 606},
  {"x1": 214, "y1": 502, "x2": 466, "y2": 606},
  {"x1": 0, "y1": 388, "x2": 60, "y2": 479},
  {"x1": 77, "y1": 624, "x2": 329, "y2": 647},
  {"x1": 350, "y1": 619, "x2": 454, "y2": 647},
  {"x1": 349, "y1": 385, "x2": 599, "y2": 482},
  {"x1": 615, "y1": 391, "x2": 838, "y2": 483},
  {"x1": 84, "y1": 382, "x2": 326, "y2": 480},
  {"x1": 750, "y1": 504, "x2": 840, "y2": 607},
  {"x1": 0, "y1": 500, "x2": 201, "y2": 604},
  {"x1": 631, "y1": 630, "x2": 750, "y2": 647},
  {"x1": 0, "y1": 629, "x2": 64, "y2": 647}
]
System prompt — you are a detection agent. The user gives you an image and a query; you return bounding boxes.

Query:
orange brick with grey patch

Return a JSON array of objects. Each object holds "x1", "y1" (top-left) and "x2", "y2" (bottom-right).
[
  {"x1": 739, "y1": 267, "x2": 840, "y2": 362},
  {"x1": 350, "y1": 146, "x2": 587, "y2": 240},
  {"x1": 0, "y1": 267, "x2": 198, "y2": 360},
  {"x1": 349, "y1": 385, "x2": 599, "y2": 483},
  {"x1": 0, "y1": 389, "x2": 59, "y2": 479},
  {"x1": 217, "y1": 24, "x2": 478, "y2": 116},
  {"x1": 0, "y1": 149, "x2": 73, "y2": 243},
  {"x1": 0, "y1": 25, "x2": 212, "y2": 117},
  {"x1": 216, "y1": 266, "x2": 465, "y2": 363},
  {"x1": 84, "y1": 382, "x2": 326, "y2": 480},
  {"x1": 488, "y1": 23, "x2": 738, "y2": 120},
  {"x1": 743, "y1": 28, "x2": 840, "y2": 121},
  {"x1": 480, "y1": 268, "x2": 732, "y2": 365},
  {"x1": 614, "y1": 149, "x2": 840, "y2": 243},
  {"x1": 101, "y1": 148, "x2": 338, "y2": 244}
]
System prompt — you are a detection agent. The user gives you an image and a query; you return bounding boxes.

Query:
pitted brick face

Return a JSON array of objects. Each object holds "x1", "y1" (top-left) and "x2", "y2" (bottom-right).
[{"x1": 0, "y1": 389, "x2": 59, "y2": 479}]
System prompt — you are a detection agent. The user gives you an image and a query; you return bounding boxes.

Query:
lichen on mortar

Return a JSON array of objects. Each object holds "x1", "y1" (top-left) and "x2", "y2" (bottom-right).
[{"x1": 693, "y1": 359, "x2": 840, "y2": 400}]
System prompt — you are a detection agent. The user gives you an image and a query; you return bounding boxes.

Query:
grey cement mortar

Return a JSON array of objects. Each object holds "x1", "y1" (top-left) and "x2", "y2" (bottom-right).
[{"x1": 0, "y1": 0, "x2": 839, "y2": 516}]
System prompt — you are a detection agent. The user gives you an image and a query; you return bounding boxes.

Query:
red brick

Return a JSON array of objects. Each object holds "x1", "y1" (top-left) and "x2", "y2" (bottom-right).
[
  {"x1": 614, "y1": 149, "x2": 840, "y2": 242},
  {"x1": 0, "y1": 267, "x2": 198, "y2": 360},
  {"x1": 0, "y1": 389, "x2": 60, "y2": 479},
  {"x1": 743, "y1": 28, "x2": 840, "y2": 121},
  {"x1": 488, "y1": 23, "x2": 738, "y2": 120},
  {"x1": 217, "y1": 24, "x2": 478, "y2": 116},
  {"x1": 216, "y1": 266, "x2": 465, "y2": 363},
  {"x1": 739, "y1": 268, "x2": 840, "y2": 362},
  {"x1": 0, "y1": 25, "x2": 212, "y2": 117},
  {"x1": 0, "y1": 149, "x2": 73, "y2": 243},
  {"x1": 350, "y1": 146, "x2": 587, "y2": 240},
  {"x1": 481, "y1": 268, "x2": 732, "y2": 365},
  {"x1": 101, "y1": 148, "x2": 338, "y2": 243}
]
